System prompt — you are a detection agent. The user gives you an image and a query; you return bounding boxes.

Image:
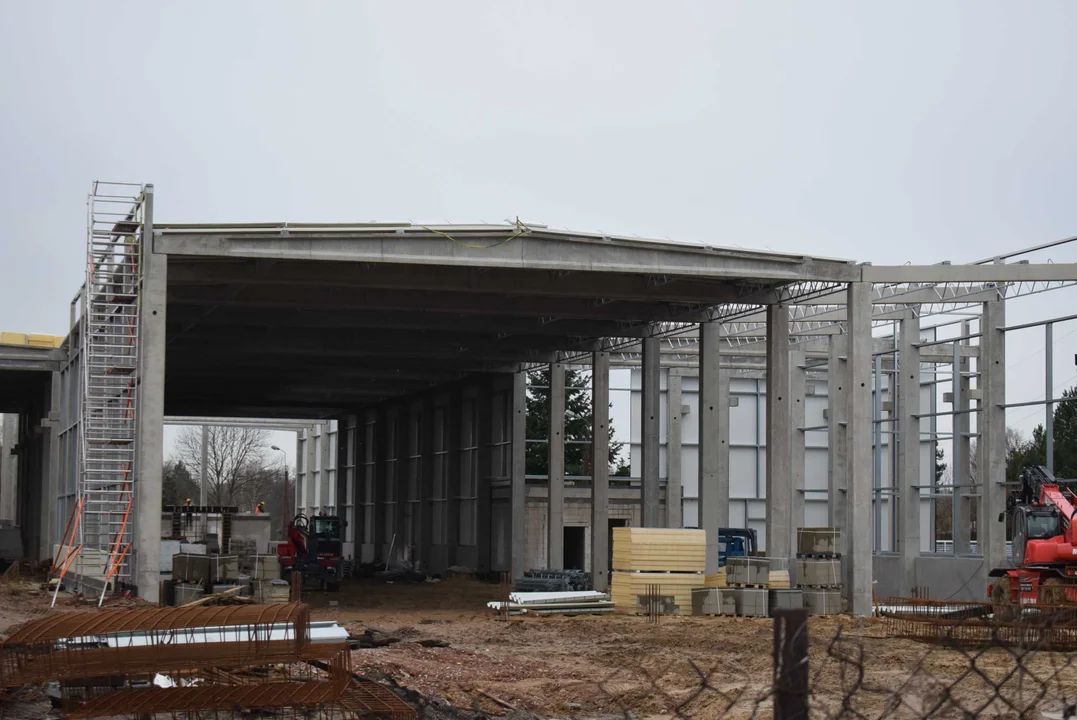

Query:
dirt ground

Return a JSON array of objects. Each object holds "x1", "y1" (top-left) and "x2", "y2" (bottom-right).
[
  {"x1": 0, "y1": 574, "x2": 1075, "y2": 718},
  {"x1": 303, "y1": 575, "x2": 1077, "y2": 719}
]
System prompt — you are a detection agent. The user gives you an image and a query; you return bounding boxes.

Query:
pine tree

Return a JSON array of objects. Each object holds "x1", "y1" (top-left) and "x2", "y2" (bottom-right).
[{"x1": 525, "y1": 368, "x2": 627, "y2": 478}]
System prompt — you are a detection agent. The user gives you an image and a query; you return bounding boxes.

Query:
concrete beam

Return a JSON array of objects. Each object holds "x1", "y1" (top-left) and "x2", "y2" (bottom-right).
[
  {"x1": 591, "y1": 351, "x2": 610, "y2": 591},
  {"x1": 666, "y1": 373, "x2": 683, "y2": 530},
  {"x1": 698, "y1": 321, "x2": 724, "y2": 573},
  {"x1": 641, "y1": 337, "x2": 661, "y2": 527},
  {"x1": 155, "y1": 227, "x2": 860, "y2": 283},
  {"x1": 847, "y1": 282, "x2": 874, "y2": 616},
  {"x1": 547, "y1": 362, "x2": 565, "y2": 570},
  {"x1": 953, "y1": 324, "x2": 973, "y2": 556},
  {"x1": 980, "y1": 297, "x2": 1007, "y2": 571},
  {"x1": 765, "y1": 305, "x2": 793, "y2": 561},
  {"x1": 862, "y1": 265, "x2": 1077, "y2": 283},
  {"x1": 135, "y1": 186, "x2": 164, "y2": 603},
  {"x1": 899, "y1": 312, "x2": 921, "y2": 596}
]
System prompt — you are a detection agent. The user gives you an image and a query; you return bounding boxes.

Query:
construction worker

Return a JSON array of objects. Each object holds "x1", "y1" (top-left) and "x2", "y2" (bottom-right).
[
  {"x1": 183, "y1": 498, "x2": 193, "y2": 529},
  {"x1": 255, "y1": 501, "x2": 265, "y2": 514}
]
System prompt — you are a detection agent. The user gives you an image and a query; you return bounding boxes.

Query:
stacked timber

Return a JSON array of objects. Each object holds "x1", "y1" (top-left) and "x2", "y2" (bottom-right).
[
  {"x1": 610, "y1": 528, "x2": 706, "y2": 615},
  {"x1": 796, "y1": 527, "x2": 843, "y2": 615}
]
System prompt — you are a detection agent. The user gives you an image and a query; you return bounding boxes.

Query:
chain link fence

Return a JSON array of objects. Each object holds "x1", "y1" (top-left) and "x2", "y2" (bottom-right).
[{"x1": 451, "y1": 602, "x2": 1077, "y2": 720}]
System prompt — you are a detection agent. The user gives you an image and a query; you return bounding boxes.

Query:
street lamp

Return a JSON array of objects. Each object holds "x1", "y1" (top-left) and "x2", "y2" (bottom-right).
[{"x1": 270, "y1": 446, "x2": 289, "y2": 526}]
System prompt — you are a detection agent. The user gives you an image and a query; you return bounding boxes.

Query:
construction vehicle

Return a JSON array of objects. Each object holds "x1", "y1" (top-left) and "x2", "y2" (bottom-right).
[
  {"x1": 988, "y1": 466, "x2": 1077, "y2": 613},
  {"x1": 718, "y1": 528, "x2": 757, "y2": 567},
  {"x1": 277, "y1": 513, "x2": 344, "y2": 591}
]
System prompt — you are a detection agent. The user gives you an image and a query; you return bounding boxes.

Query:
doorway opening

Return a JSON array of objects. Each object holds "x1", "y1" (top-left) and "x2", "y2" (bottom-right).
[{"x1": 563, "y1": 526, "x2": 586, "y2": 570}]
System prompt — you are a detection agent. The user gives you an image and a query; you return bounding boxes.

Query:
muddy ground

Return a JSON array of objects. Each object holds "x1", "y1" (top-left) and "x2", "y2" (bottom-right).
[{"x1": 0, "y1": 574, "x2": 1075, "y2": 718}]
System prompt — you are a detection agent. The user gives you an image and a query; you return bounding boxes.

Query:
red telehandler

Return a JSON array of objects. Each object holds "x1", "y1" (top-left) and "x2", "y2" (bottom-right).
[{"x1": 989, "y1": 466, "x2": 1077, "y2": 615}]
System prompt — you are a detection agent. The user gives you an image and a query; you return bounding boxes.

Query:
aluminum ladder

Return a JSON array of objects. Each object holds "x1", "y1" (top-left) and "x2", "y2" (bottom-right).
[{"x1": 77, "y1": 181, "x2": 145, "y2": 599}]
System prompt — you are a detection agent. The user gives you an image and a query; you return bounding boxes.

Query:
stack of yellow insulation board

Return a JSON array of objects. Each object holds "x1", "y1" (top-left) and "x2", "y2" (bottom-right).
[
  {"x1": 703, "y1": 568, "x2": 727, "y2": 588},
  {"x1": 611, "y1": 527, "x2": 706, "y2": 571},
  {"x1": 610, "y1": 528, "x2": 706, "y2": 615},
  {"x1": 769, "y1": 570, "x2": 791, "y2": 589},
  {"x1": 0, "y1": 332, "x2": 63, "y2": 348}
]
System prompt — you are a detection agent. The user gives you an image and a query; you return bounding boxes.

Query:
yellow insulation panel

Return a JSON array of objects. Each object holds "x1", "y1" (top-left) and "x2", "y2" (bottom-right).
[
  {"x1": 612, "y1": 527, "x2": 706, "y2": 573},
  {"x1": 1, "y1": 332, "x2": 63, "y2": 348},
  {"x1": 610, "y1": 571, "x2": 705, "y2": 615},
  {"x1": 703, "y1": 569, "x2": 727, "y2": 588}
]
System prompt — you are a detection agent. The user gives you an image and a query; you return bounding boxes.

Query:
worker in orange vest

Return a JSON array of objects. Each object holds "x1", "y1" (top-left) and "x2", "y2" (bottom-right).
[{"x1": 255, "y1": 501, "x2": 265, "y2": 514}]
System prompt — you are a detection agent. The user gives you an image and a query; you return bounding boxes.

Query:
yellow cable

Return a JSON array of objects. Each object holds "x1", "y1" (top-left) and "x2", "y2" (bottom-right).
[{"x1": 421, "y1": 218, "x2": 530, "y2": 250}]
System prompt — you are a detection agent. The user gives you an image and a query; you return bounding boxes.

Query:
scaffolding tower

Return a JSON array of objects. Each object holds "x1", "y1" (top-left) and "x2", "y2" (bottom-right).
[{"x1": 77, "y1": 181, "x2": 146, "y2": 599}]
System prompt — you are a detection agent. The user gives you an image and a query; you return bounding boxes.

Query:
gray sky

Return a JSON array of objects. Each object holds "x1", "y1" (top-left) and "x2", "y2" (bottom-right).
[{"x1": 3, "y1": 2, "x2": 1077, "y2": 462}]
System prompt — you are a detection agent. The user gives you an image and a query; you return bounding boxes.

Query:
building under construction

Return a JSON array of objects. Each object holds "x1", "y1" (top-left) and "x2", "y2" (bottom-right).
[{"x1": 3, "y1": 181, "x2": 1077, "y2": 614}]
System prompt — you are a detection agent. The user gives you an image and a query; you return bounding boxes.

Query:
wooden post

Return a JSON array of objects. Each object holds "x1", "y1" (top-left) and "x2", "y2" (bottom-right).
[{"x1": 773, "y1": 609, "x2": 809, "y2": 720}]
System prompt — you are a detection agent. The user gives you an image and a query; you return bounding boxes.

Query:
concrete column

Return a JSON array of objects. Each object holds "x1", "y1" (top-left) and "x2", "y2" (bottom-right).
[
  {"x1": 320, "y1": 423, "x2": 331, "y2": 513},
  {"x1": 666, "y1": 372, "x2": 683, "y2": 529},
  {"x1": 200, "y1": 425, "x2": 208, "y2": 507},
  {"x1": 305, "y1": 426, "x2": 317, "y2": 515},
  {"x1": 980, "y1": 296, "x2": 1007, "y2": 571},
  {"x1": 134, "y1": 185, "x2": 164, "y2": 602},
  {"x1": 791, "y1": 349, "x2": 806, "y2": 530},
  {"x1": 446, "y1": 390, "x2": 462, "y2": 567},
  {"x1": 827, "y1": 334, "x2": 850, "y2": 569},
  {"x1": 510, "y1": 371, "x2": 527, "y2": 581},
  {"x1": 953, "y1": 322, "x2": 972, "y2": 555},
  {"x1": 698, "y1": 320, "x2": 724, "y2": 573},
  {"x1": 899, "y1": 311, "x2": 922, "y2": 595},
  {"x1": 846, "y1": 282, "x2": 874, "y2": 616},
  {"x1": 371, "y1": 409, "x2": 385, "y2": 562},
  {"x1": 591, "y1": 351, "x2": 610, "y2": 590},
  {"x1": 766, "y1": 305, "x2": 793, "y2": 561},
  {"x1": 641, "y1": 336, "x2": 661, "y2": 527},
  {"x1": 419, "y1": 395, "x2": 435, "y2": 569},
  {"x1": 0, "y1": 414, "x2": 17, "y2": 524},
  {"x1": 40, "y1": 373, "x2": 60, "y2": 561},
  {"x1": 547, "y1": 361, "x2": 566, "y2": 569},
  {"x1": 394, "y1": 410, "x2": 408, "y2": 565},
  {"x1": 476, "y1": 379, "x2": 494, "y2": 573}
]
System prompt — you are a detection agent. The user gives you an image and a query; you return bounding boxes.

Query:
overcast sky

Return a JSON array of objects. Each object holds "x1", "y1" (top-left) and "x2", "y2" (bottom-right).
[{"x1": 3, "y1": 2, "x2": 1077, "y2": 466}]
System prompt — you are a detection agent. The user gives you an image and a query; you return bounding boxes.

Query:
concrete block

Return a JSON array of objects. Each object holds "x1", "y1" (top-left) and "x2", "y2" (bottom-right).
[
  {"x1": 253, "y1": 578, "x2": 290, "y2": 603},
  {"x1": 249, "y1": 553, "x2": 281, "y2": 580},
  {"x1": 797, "y1": 527, "x2": 841, "y2": 556},
  {"x1": 174, "y1": 583, "x2": 204, "y2": 606},
  {"x1": 180, "y1": 543, "x2": 207, "y2": 555},
  {"x1": 727, "y1": 557, "x2": 770, "y2": 586},
  {"x1": 732, "y1": 587, "x2": 768, "y2": 617},
  {"x1": 172, "y1": 554, "x2": 211, "y2": 584},
  {"x1": 692, "y1": 588, "x2": 735, "y2": 616},
  {"x1": 160, "y1": 539, "x2": 182, "y2": 573},
  {"x1": 796, "y1": 558, "x2": 842, "y2": 587},
  {"x1": 803, "y1": 588, "x2": 842, "y2": 615},
  {"x1": 768, "y1": 589, "x2": 804, "y2": 615},
  {"x1": 209, "y1": 555, "x2": 239, "y2": 581}
]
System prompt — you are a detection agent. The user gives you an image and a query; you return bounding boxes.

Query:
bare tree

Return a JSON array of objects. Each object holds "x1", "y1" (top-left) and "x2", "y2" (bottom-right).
[{"x1": 172, "y1": 426, "x2": 271, "y2": 508}]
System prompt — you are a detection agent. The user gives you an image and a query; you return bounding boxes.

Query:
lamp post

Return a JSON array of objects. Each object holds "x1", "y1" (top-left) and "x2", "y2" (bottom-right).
[{"x1": 270, "y1": 446, "x2": 289, "y2": 534}]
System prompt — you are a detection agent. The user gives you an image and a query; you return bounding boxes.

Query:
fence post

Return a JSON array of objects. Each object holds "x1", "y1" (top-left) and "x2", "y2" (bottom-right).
[{"x1": 773, "y1": 608, "x2": 809, "y2": 720}]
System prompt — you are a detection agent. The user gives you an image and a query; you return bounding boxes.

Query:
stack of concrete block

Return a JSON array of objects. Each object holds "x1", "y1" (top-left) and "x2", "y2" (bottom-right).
[
  {"x1": 172, "y1": 554, "x2": 239, "y2": 585},
  {"x1": 230, "y1": 538, "x2": 258, "y2": 573},
  {"x1": 610, "y1": 528, "x2": 706, "y2": 615},
  {"x1": 249, "y1": 553, "x2": 282, "y2": 580},
  {"x1": 691, "y1": 588, "x2": 735, "y2": 616},
  {"x1": 253, "y1": 578, "x2": 291, "y2": 603},
  {"x1": 796, "y1": 528, "x2": 843, "y2": 615},
  {"x1": 727, "y1": 557, "x2": 771, "y2": 617}
]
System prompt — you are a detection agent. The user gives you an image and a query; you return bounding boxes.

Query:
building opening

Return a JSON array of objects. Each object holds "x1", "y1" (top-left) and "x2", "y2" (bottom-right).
[{"x1": 563, "y1": 526, "x2": 585, "y2": 570}]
